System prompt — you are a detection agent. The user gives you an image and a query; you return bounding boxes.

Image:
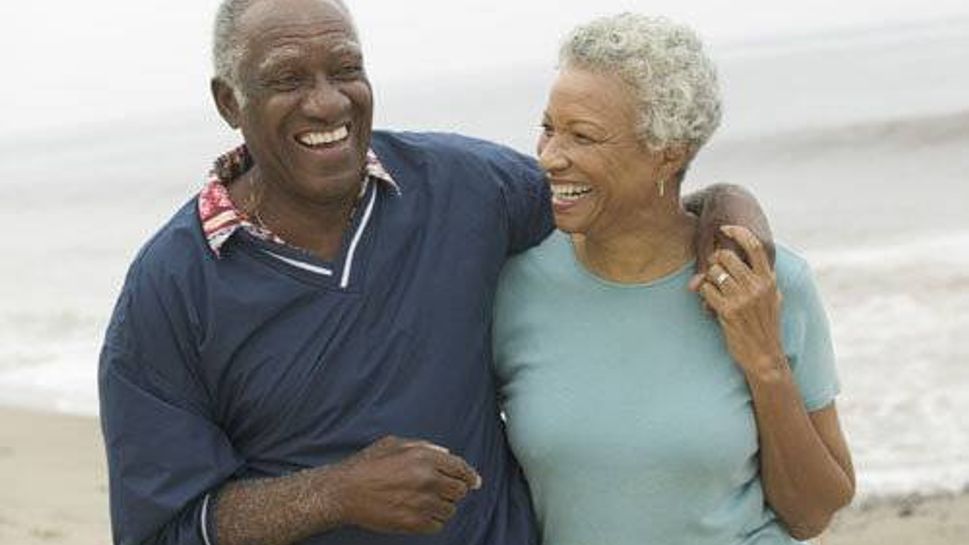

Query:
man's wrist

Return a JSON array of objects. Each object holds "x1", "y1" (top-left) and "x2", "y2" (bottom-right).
[{"x1": 306, "y1": 464, "x2": 352, "y2": 531}]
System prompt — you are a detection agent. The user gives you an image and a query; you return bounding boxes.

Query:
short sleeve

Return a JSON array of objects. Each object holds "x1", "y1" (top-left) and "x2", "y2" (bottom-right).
[
  {"x1": 99, "y1": 262, "x2": 245, "y2": 545},
  {"x1": 492, "y1": 149, "x2": 555, "y2": 255},
  {"x1": 779, "y1": 256, "x2": 840, "y2": 412}
]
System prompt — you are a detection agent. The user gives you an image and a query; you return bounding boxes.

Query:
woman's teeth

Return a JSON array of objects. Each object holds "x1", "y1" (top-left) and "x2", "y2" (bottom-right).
[{"x1": 551, "y1": 184, "x2": 593, "y2": 201}]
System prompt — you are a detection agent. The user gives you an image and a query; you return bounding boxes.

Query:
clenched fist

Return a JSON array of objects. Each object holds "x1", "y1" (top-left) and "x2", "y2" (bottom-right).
[{"x1": 332, "y1": 436, "x2": 482, "y2": 534}]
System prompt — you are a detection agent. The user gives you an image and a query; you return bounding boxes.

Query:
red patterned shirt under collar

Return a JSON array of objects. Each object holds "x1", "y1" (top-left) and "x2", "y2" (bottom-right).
[{"x1": 197, "y1": 145, "x2": 399, "y2": 257}]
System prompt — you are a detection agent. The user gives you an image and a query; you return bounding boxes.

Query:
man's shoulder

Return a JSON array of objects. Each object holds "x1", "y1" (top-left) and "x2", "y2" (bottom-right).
[
  {"x1": 371, "y1": 130, "x2": 538, "y2": 170},
  {"x1": 127, "y1": 197, "x2": 209, "y2": 283}
]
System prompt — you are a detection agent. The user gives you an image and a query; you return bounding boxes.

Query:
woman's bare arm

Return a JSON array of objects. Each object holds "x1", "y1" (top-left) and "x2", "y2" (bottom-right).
[{"x1": 697, "y1": 226, "x2": 855, "y2": 540}]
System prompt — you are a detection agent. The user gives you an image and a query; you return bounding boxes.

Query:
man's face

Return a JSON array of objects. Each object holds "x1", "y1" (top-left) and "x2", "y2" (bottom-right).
[{"x1": 226, "y1": 0, "x2": 373, "y2": 204}]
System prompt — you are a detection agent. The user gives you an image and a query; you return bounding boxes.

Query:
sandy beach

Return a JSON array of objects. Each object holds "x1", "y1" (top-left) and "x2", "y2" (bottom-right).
[
  {"x1": 0, "y1": 408, "x2": 109, "y2": 544},
  {"x1": 0, "y1": 408, "x2": 966, "y2": 545},
  {"x1": 826, "y1": 493, "x2": 969, "y2": 545}
]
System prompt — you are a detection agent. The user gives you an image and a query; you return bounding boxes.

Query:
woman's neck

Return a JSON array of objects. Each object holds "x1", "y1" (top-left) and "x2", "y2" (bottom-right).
[{"x1": 573, "y1": 209, "x2": 697, "y2": 284}]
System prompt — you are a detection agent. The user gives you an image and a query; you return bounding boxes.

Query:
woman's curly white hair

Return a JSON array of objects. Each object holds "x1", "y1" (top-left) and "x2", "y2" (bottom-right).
[{"x1": 561, "y1": 13, "x2": 722, "y2": 151}]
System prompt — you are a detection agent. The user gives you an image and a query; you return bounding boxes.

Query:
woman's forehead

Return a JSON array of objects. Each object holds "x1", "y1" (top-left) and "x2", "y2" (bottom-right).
[{"x1": 548, "y1": 68, "x2": 637, "y2": 120}]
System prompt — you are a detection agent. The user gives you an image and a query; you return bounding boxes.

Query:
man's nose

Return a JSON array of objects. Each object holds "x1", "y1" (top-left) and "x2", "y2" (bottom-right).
[{"x1": 301, "y1": 76, "x2": 349, "y2": 119}]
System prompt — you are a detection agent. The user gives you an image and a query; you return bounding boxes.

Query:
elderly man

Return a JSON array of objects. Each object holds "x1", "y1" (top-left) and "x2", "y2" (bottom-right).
[{"x1": 98, "y1": 0, "x2": 771, "y2": 544}]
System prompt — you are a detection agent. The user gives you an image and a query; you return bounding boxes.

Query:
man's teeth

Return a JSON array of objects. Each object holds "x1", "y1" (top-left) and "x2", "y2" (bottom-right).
[
  {"x1": 298, "y1": 126, "x2": 349, "y2": 146},
  {"x1": 551, "y1": 184, "x2": 593, "y2": 201}
]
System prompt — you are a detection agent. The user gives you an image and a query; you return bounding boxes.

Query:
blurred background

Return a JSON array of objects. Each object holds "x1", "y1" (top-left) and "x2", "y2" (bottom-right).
[{"x1": 1, "y1": 0, "x2": 968, "y2": 543}]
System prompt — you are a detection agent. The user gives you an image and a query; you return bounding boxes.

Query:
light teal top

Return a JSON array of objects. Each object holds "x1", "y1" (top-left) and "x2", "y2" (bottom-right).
[{"x1": 493, "y1": 231, "x2": 838, "y2": 545}]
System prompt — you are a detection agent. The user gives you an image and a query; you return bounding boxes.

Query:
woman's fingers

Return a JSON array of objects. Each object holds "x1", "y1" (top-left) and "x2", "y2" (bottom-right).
[
  {"x1": 705, "y1": 263, "x2": 741, "y2": 295},
  {"x1": 688, "y1": 273, "x2": 705, "y2": 292},
  {"x1": 721, "y1": 225, "x2": 771, "y2": 276},
  {"x1": 696, "y1": 228, "x2": 775, "y2": 323},
  {"x1": 698, "y1": 280, "x2": 728, "y2": 314},
  {"x1": 712, "y1": 249, "x2": 756, "y2": 287}
]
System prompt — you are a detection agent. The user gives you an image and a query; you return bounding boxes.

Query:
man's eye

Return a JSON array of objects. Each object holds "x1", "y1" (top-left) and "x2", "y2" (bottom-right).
[
  {"x1": 573, "y1": 133, "x2": 596, "y2": 145},
  {"x1": 334, "y1": 65, "x2": 363, "y2": 80},
  {"x1": 539, "y1": 123, "x2": 554, "y2": 137},
  {"x1": 267, "y1": 75, "x2": 301, "y2": 91}
]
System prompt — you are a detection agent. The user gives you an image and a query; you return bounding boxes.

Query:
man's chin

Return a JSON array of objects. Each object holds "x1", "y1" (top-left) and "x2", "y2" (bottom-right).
[
  {"x1": 292, "y1": 153, "x2": 366, "y2": 186},
  {"x1": 297, "y1": 171, "x2": 368, "y2": 205}
]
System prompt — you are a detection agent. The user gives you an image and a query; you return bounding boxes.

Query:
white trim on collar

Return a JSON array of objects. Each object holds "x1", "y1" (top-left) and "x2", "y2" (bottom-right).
[
  {"x1": 263, "y1": 251, "x2": 335, "y2": 277},
  {"x1": 340, "y1": 179, "x2": 379, "y2": 289}
]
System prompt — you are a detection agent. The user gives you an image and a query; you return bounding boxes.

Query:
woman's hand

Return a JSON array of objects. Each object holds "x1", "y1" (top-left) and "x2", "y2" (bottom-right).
[{"x1": 697, "y1": 225, "x2": 785, "y2": 376}]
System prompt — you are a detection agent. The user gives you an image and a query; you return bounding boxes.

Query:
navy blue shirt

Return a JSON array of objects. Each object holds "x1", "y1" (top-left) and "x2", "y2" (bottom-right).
[{"x1": 99, "y1": 132, "x2": 553, "y2": 545}]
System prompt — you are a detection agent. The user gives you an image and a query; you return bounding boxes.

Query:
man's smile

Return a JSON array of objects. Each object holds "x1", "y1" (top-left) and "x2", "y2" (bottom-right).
[{"x1": 295, "y1": 125, "x2": 351, "y2": 148}]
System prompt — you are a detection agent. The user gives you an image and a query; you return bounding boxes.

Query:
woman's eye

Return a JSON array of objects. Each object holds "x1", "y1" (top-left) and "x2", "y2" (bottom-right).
[
  {"x1": 574, "y1": 133, "x2": 596, "y2": 145},
  {"x1": 539, "y1": 123, "x2": 554, "y2": 137}
]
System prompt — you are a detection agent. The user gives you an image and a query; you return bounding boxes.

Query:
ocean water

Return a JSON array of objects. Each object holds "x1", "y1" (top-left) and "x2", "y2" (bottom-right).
[{"x1": 1, "y1": 20, "x2": 967, "y2": 499}]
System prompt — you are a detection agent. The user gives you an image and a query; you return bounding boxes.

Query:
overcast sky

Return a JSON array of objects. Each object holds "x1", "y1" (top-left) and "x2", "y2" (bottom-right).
[{"x1": 2, "y1": 0, "x2": 968, "y2": 136}]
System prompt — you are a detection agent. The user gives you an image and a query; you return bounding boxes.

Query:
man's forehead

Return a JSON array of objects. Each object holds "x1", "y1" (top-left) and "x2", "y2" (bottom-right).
[
  {"x1": 238, "y1": 0, "x2": 357, "y2": 41},
  {"x1": 256, "y1": 41, "x2": 360, "y2": 72}
]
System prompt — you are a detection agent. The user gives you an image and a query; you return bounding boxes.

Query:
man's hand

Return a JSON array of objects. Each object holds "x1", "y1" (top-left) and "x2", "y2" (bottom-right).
[
  {"x1": 334, "y1": 436, "x2": 482, "y2": 535},
  {"x1": 684, "y1": 183, "x2": 775, "y2": 291},
  {"x1": 215, "y1": 436, "x2": 481, "y2": 545}
]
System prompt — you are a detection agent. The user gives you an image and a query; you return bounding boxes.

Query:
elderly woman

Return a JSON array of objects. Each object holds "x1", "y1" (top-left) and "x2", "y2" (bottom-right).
[{"x1": 493, "y1": 14, "x2": 855, "y2": 545}]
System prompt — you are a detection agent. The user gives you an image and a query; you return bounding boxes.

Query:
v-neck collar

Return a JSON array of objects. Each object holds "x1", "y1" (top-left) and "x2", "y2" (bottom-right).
[
  {"x1": 236, "y1": 178, "x2": 382, "y2": 291},
  {"x1": 198, "y1": 144, "x2": 399, "y2": 258}
]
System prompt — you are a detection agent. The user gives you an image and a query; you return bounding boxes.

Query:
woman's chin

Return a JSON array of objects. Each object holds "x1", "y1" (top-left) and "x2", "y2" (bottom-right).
[
  {"x1": 551, "y1": 199, "x2": 596, "y2": 235},
  {"x1": 552, "y1": 217, "x2": 580, "y2": 234}
]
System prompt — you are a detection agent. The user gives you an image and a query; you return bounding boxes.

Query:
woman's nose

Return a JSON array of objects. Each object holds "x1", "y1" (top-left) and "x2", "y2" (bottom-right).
[{"x1": 538, "y1": 136, "x2": 569, "y2": 173}]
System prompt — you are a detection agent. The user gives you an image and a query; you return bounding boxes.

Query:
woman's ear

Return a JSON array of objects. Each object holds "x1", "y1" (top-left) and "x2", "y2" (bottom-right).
[{"x1": 660, "y1": 145, "x2": 693, "y2": 179}]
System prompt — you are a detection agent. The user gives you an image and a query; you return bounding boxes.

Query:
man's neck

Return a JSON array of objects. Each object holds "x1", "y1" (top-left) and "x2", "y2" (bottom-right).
[{"x1": 230, "y1": 168, "x2": 363, "y2": 261}]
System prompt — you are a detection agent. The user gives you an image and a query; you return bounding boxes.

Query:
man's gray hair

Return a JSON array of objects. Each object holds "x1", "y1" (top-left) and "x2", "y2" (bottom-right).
[
  {"x1": 213, "y1": 0, "x2": 260, "y2": 86},
  {"x1": 560, "y1": 13, "x2": 722, "y2": 151},
  {"x1": 212, "y1": 0, "x2": 355, "y2": 88}
]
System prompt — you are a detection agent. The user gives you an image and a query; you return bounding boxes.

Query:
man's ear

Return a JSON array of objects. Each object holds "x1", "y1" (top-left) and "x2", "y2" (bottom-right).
[{"x1": 211, "y1": 78, "x2": 242, "y2": 129}]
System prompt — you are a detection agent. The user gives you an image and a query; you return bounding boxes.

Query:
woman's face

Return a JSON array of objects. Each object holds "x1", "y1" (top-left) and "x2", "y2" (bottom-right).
[{"x1": 537, "y1": 67, "x2": 673, "y2": 238}]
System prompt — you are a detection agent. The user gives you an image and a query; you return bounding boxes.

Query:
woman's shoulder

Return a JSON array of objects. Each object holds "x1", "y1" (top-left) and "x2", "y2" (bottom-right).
[
  {"x1": 503, "y1": 229, "x2": 571, "y2": 272},
  {"x1": 773, "y1": 243, "x2": 815, "y2": 293},
  {"x1": 772, "y1": 243, "x2": 830, "y2": 329},
  {"x1": 497, "y1": 231, "x2": 573, "y2": 296}
]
